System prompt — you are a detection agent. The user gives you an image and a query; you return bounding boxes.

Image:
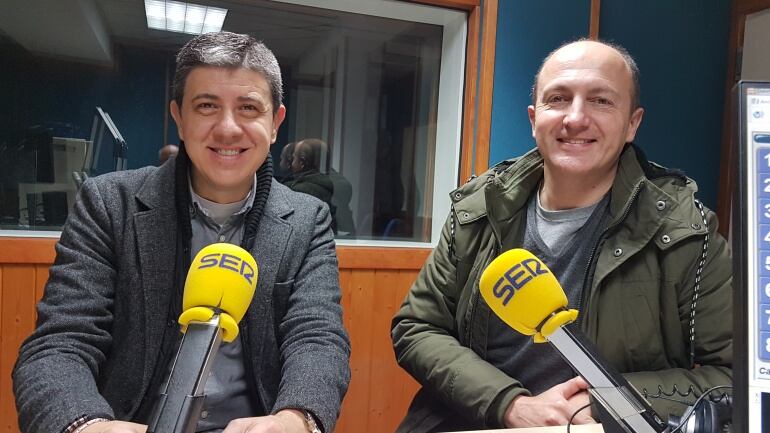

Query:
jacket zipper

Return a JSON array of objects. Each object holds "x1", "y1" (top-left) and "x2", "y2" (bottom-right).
[
  {"x1": 465, "y1": 243, "x2": 501, "y2": 345},
  {"x1": 576, "y1": 183, "x2": 643, "y2": 328}
]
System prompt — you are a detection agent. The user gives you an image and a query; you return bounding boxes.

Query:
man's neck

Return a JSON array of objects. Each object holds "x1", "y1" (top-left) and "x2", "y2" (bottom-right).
[
  {"x1": 190, "y1": 173, "x2": 255, "y2": 204},
  {"x1": 539, "y1": 167, "x2": 616, "y2": 211}
]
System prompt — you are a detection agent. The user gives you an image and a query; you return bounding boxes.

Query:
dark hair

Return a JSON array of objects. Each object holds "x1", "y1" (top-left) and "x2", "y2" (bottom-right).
[
  {"x1": 173, "y1": 31, "x2": 283, "y2": 113},
  {"x1": 280, "y1": 141, "x2": 296, "y2": 171},
  {"x1": 294, "y1": 138, "x2": 328, "y2": 172},
  {"x1": 530, "y1": 38, "x2": 641, "y2": 111}
]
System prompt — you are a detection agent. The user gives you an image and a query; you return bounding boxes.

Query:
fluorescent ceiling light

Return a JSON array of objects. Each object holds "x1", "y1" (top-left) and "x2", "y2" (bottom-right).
[{"x1": 144, "y1": 0, "x2": 228, "y2": 35}]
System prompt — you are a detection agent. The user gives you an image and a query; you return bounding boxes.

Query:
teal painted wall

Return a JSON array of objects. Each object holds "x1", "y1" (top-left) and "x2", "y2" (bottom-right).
[
  {"x1": 489, "y1": 1, "x2": 731, "y2": 208},
  {"x1": 489, "y1": 0, "x2": 590, "y2": 165}
]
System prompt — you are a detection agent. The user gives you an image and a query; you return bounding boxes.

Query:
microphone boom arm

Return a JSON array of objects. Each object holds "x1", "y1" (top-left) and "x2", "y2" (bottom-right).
[
  {"x1": 147, "y1": 315, "x2": 224, "y2": 433},
  {"x1": 549, "y1": 323, "x2": 667, "y2": 433}
]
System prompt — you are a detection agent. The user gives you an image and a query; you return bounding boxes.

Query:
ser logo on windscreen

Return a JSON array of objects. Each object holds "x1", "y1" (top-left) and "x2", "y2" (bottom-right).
[{"x1": 491, "y1": 258, "x2": 549, "y2": 306}]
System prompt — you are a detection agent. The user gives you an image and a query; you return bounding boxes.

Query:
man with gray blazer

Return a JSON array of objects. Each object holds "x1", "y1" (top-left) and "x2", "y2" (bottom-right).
[{"x1": 13, "y1": 32, "x2": 350, "y2": 433}]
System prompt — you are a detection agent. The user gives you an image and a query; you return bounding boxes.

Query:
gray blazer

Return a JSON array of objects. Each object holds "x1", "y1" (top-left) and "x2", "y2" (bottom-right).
[{"x1": 13, "y1": 161, "x2": 351, "y2": 433}]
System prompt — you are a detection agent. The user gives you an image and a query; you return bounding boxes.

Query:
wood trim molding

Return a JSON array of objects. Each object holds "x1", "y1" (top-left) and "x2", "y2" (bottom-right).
[
  {"x1": 407, "y1": 0, "x2": 479, "y2": 10},
  {"x1": 0, "y1": 237, "x2": 57, "y2": 264},
  {"x1": 336, "y1": 246, "x2": 431, "y2": 270},
  {"x1": 473, "y1": 0, "x2": 497, "y2": 177},
  {"x1": 716, "y1": 0, "x2": 742, "y2": 236},
  {"x1": 717, "y1": 0, "x2": 770, "y2": 235},
  {"x1": 589, "y1": 0, "x2": 602, "y2": 40},
  {"x1": 459, "y1": 6, "x2": 481, "y2": 183},
  {"x1": 736, "y1": 0, "x2": 770, "y2": 13},
  {"x1": 0, "y1": 237, "x2": 431, "y2": 270}
]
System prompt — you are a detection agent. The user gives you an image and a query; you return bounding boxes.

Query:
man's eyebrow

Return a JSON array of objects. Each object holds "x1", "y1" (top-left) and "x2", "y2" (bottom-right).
[
  {"x1": 541, "y1": 84, "x2": 621, "y2": 97},
  {"x1": 541, "y1": 84, "x2": 571, "y2": 94},
  {"x1": 587, "y1": 86, "x2": 620, "y2": 96},
  {"x1": 191, "y1": 93, "x2": 220, "y2": 102},
  {"x1": 237, "y1": 95, "x2": 268, "y2": 103}
]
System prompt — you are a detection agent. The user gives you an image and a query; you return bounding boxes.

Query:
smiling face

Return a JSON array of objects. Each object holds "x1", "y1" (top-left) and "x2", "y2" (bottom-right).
[
  {"x1": 170, "y1": 66, "x2": 286, "y2": 203},
  {"x1": 528, "y1": 41, "x2": 644, "y2": 185}
]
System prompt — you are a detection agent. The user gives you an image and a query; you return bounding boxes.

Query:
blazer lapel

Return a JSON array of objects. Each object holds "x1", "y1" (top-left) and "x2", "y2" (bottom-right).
[
  {"x1": 133, "y1": 163, "x2": 179, "y2": 409},
  {"x1": 245, "y1": 180, "x2": 294, "y2": 407}
]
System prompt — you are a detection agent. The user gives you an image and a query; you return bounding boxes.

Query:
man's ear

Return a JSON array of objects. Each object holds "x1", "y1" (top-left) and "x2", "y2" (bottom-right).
[
  {"x1": 170, "y1": 100, "x2": 184, "y2": 141},
  {"x1": 271, "y1": 104, "x2": 287, "y2": 143},
  {"x1": 527, "y1": 105, "x2": 537, "y2": 139},
  {"x1": 624, "y1": 107, "x2": 645, "y2": 143}
]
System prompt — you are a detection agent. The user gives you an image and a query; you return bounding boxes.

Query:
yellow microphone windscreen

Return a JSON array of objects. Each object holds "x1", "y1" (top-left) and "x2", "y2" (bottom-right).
[
  {"x1": 479, "y1": 249, "x2": 577, "y2": 342},
  {"x1": 179, "y1": 243, "x2": 258, "y2": 342}
]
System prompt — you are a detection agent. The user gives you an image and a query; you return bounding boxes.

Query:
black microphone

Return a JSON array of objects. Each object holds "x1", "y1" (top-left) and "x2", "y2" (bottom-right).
[{"x1": 147, "y1": 243, "x2": 258, "y2": 433}]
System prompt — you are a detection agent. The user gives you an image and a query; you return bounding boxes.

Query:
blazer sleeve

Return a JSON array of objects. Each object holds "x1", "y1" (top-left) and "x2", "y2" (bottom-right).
[
  {"x1": 270, "y1": 202, "x2": 351, "y2": 433},
  {"x1": 13, "y1": 178, "x2": 118, "y2": 433}
]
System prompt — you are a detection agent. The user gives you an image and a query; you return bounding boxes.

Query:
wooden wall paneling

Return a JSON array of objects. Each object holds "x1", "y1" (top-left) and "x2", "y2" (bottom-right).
[
  {"x1": 1, "y1": 265, "x2": 37, "y2": 432},
  {"x1": 336, "y1": 247, "x2": 430, "y2": 270},
  {"x1": 365, "y1": 270, "x2": 420, "y2": 432},
  {"x1": 0, "y1": 238, "x2": 57, "y2": 264},
  {"x1": 335, "y1": 268, "x2": 353, "y2": 433},
  {"x1": 387, "y1": 270, "x2": 421, "y2": 424},
  {"x1": 337, "y1": 269, "x2": 377, "y2": 433},
  {"x1": 34, "y1": 266, "x2": 48, "y2": 304},
  {"x1": 0, "y1": 266, "x2": 3, "y2": 344}
]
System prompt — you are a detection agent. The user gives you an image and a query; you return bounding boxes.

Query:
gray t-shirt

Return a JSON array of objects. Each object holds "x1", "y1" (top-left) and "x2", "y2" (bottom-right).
[{"x1": 485, "y1": 191, "x2": 609, "y2": 395}]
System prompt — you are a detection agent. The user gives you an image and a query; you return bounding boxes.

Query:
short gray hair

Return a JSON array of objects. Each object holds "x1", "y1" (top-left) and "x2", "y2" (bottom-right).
[
  {"x1": 531, "y1": 38, "x2": 641, "y2": 111},
  {"x1": 173, "y1": 31, "x2": 283, "y2": 113}
]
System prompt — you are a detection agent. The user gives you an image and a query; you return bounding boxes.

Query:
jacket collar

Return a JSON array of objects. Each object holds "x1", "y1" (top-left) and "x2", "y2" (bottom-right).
[
  {"x1": 136, "y1": 160, "x2": 177, "y2": 211},
  {"x1": 451, "y1": 144, "x2": 705, "y2": 250},
  {"x1": 134, "y1": 159, "x2": 294, "y2": 220}
]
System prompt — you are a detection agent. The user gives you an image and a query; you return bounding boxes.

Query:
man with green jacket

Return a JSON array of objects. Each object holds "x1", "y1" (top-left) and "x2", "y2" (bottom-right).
[{"x1": 391, "y1": 39, "x2": 732, "y2": 432}]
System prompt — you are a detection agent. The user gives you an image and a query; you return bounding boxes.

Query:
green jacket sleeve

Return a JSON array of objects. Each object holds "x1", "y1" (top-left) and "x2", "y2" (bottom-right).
[{"x1": 391, "y1": 215, "x2": 530, "y2": 428}]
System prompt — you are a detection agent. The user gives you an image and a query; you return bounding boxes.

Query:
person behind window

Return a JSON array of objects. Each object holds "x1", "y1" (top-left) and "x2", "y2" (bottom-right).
[
  {"x1": 275, "y1": 141, "x2": 296, "y2": 183},
  {"x1": 285, "y1": 138, "x2": 355, "y2": 236},
  {"x1": 159, "y1": 143, "x2": 179, "y2": 165},
  {"x1": 391, "y1": 39, "x2": 732, "y2": 432},
  {"x1": 13, "y1": 31, "x2": 350, "y2": 433}
]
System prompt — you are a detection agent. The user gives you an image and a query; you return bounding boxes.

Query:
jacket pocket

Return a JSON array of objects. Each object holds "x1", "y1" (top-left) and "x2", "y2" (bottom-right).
[
  {"x1": 620, "y1": 286, "x2": 668, "y2": 371},
  {"x1": 272, "y1": 279, "x2": 295, "y2": 325}
]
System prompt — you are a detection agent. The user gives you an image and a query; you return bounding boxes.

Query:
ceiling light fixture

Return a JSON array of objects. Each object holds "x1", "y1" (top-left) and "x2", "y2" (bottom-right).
[{"x1": 144, "y1": 0, "x2": 227, "y2": 35}]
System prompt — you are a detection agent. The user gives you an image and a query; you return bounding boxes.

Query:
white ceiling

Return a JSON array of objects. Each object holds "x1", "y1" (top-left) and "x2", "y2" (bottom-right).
[{"x1": 0, "y1": 0, "x2": 349, "y2": 64}]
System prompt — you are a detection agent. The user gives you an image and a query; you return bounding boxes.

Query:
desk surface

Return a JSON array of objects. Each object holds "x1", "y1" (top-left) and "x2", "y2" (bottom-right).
[{"x1": 449, "y1": 424, "x2": 604, "y2": 433}]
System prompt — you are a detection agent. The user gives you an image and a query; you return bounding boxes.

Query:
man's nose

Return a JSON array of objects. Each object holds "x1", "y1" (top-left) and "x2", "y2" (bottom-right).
[
  {"x1": 563, "y1": 100, "x2": 590, "y2": 129},
  {"x1": 213, "y1": 110, "x2": 243, "y2": 141}
]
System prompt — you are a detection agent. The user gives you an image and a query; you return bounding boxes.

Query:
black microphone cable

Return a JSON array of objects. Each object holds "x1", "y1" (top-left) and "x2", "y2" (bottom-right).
[
  {"x1": 667, "y1": 385, "x2": 732, "y2": 433},
  {"x1": 567, "y1": 401, "x2": 596, "y2": 433},
  {"x1": 565, "y1": 385, "x2": 732, "y2": 433}
]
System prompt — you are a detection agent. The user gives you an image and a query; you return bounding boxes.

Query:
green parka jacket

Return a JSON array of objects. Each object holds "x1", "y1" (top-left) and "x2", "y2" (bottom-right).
[{"x1": 391, "y1": 144, "x2": 732, "y2": 431}]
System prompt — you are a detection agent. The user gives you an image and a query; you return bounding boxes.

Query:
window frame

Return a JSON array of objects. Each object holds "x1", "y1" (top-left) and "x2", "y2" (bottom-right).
[{"x1": 0, "y1": 0, "x2": 496, "y2": 250}]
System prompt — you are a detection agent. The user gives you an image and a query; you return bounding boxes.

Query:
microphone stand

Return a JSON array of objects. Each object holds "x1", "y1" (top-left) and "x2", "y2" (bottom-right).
[
  {"x1": 147, "y1": 315, "x2": 223, "y2": 433},
  {"x1": 547, "y1": 323, "x2": 667, "y2": 433}
]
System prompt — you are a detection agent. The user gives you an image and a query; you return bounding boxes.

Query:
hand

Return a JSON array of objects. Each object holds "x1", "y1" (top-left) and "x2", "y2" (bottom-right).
[
  {"x1": 222, "y1": 410, "x2": 308, "y2": 433},
  {"x1": 81, "y1": 421, "x2": 147, "y2": 433},
  {"x1": 503, "y1": 376, "x2": 596, "y2": 427}
]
